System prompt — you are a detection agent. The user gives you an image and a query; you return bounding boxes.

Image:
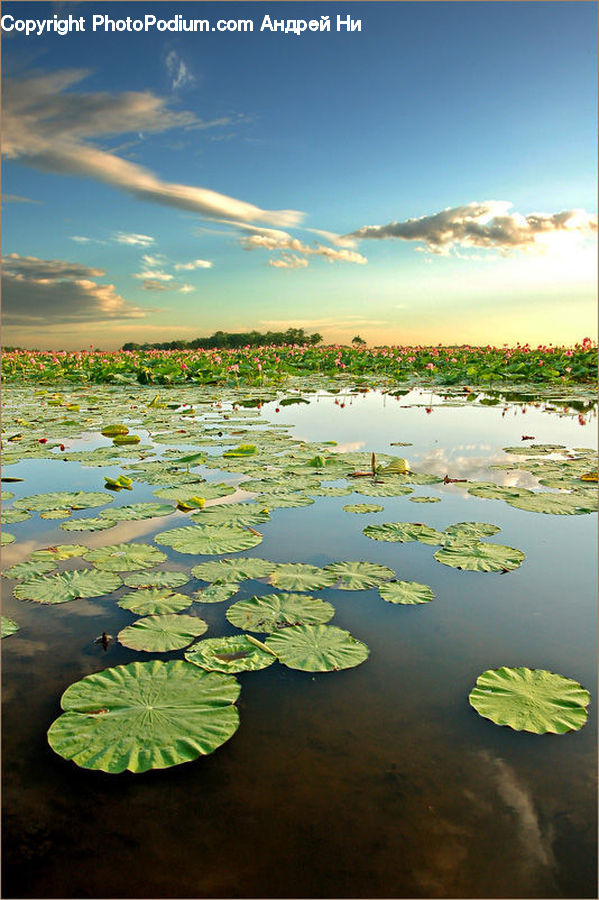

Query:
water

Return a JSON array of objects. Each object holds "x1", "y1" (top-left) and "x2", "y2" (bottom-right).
[{"x1": 2, "y1": 386, "x2": 597, "y2": 898}]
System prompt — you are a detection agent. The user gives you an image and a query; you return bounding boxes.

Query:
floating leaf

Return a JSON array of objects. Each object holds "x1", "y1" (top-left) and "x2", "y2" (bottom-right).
[
  {"x1": 323, "y1": 560, "x2": 395, "y2": 590},
  {"x1": 342, "y1": 503, "x2": 384, "y2": 514},
  {"x1": 1, "y1": 508, "x2": 32, "y2": 524},
  {"x1": 2, "y1": 559, "x2": 58, "y2": 580},
  {"x1": 265, "y1": 624, "x2": 369, "y2": 672},
  {"x1": 434, "y1": 541, "x2": 525, "y2": 572},
  {"x1": 118, "y1": 589, "x2": 192, "y2": 615},
  {"x1": 226, "y1": 593, "x2": 335, "y2": 632},
  {"x1": 40, "y1": 509, "x2": 73, "y2": 520},
  {"x1": 194, "y1": 582, "x2": 240, "y2": 604},
  {"x1": 469, "y1": 667, "x2": 590, "y2": 734},
  {"x1": 14, "y1": 491, "x2": 113, "y2": 512},
  {"x1": 155, "y1": 524, "x2": 262, "y2": 555},
  {"x1": 223, "y1": 444, "x2": 257, "y2": 457},
  {"x1": 118, "y1": 614, "x2": 208, "y2": 652},
  {"x1": 154, "y1": 483, "x2": 235, "y2": 501},
  {"x1": 113, "y1": 434, "x2": 141, "y2": 445},
  {"x1": 379, "y1": 458, "x2": 410, "y2": 474},
  {"x1": 308, "y1": 485, "x2": 352, "y2": 497},
  {"x1": 443, "y1": 522, "x2": 501, "y2": 543},
  {"x1": 268, "y1": 563, "x2": 338, "y2": 591},
  {"x1": 409, "y1": 496, "x2": 441, "y2": 504},
  {"x1": 185, "y1": 635, "x2": 276, "y2": 673},
  {"x1": 363, "y1": 522, "x2": 444, "y2": 546},
  {"x1": 190, "y1": 504, "x2": 270, "y2": 527},
  {"x1": 47, "y1": 660, "x2": 240, "y2": 773},
  {"x1": 31, "y1": 544, "x2": 87, "y2": 561},
  {"x1": 101, "y1": 424, "x2": 129, "y2": 437},
  {"x1": 192, "y1": 557, "x2": 276, "y2": 583},
  {"x1": 61, "y1": 516, "x2": 117, "y2": 532},
  {"x1": 83, "y1": 543, "x2": 167, "y2": 571},
  {"x1": 103, "y1": 503, "x2": 175, "y2": 522},
  {"x1": 467, "y1": 482, "x2": 531, "y2": 502},
  {"x1": 255, "y1": 493, "x2": 314, "y2": 508},
  {"x1": 1, "y1": 616, "x2": 20, "y2": 638},
  {"x1": 123, "y1": 570, "x2": 190, "y2": 590},
  {"x1": 14, "y1": 569, "x2": 122, "y2": 604},
  {"x1": 354, "y1": 482, "x2": 413, "y2": 497},
  {"x1": 506, "y1": 492, "x2": 597, "y2": 516},
  {"x1": 379, "y1": 581, "x2": 434, "y2": 605}
]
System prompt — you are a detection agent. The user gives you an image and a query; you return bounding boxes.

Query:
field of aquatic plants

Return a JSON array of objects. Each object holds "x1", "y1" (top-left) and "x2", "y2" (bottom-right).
[
  {"x1": 1, "y1": 338, "x2": 597, "y2": 385},
  {"x1": 1, "y1": 377, "x2": 597, "y2": 896}
]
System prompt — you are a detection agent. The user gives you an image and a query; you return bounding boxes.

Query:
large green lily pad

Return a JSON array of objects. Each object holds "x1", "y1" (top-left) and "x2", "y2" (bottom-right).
[
  {"x1": 434, "y1": 541, "x2": 525, "y2": 572},
  {"x1": 379, "y1": 581, "x2": 434, "y2": 605},
  {"x1": 469, "y1": 667, "x2": 590, "y2": 733},
  {"x1": 14, "y1": 569, "x2": 123, "y2": 604},
  {"x1": 363, "y1": 522, "x2": 444, "y2": 545},
  {"x1": 31, "y1": 544, "x2": 88, "y2": 561},
  {"x1": 3, "y1": 559, "x2": 58, "y2": 580},
  {"x1": 117, "y1": 589, "x2": 192, "y2": 615},
  {"x1": 155, "y1": 524, "x2": 263, "y2": 555},
  {"x1": 443, "y1": 522, "x2": 501, "y2": 543},
  {"x1": 118, "y1": 614, "x2": 208, "y2": 652},
  {"x1": 323, "y1": 560, "x2": 395, "y2": 590},
  {"x1": 466, "y1": 482, "x2": 531, "y2": 502},
  {"x1": 265, "y1": 624, "x2": 369, "y2": 672},
  {"x1": 154, "y1": 483, "x2": 235, "y2": 501},
  {"x1": 47, "y1": 660, "x2": 241, "y2": 773},
  {"x1": 354, "y1": 482, "x2": 413, "y2": 497},
  {"x1": 192, "y1": 557, "x2": 276, "y2": 583},
  {"x1": 123, "y1": 570, "x2": 190, "y2": 590},
  {"x1": 84, "y1": 543, "x2": 167, "y2": 571},
  {"x1": 2, "y1": 508, "x2": 32, "y2": 524},
  {"x1": 268, "y1": 563, "x2": 338, "y2": 592},
  {"x1": 506, "y1": 492, "x2": 597, "y2": 515},
  {"x1": 1, "y1": 616, "x2": 20, "y2": 638},
  {"x1": 1, "y1": 532, "x2": 15, "y2": 545},
  {"x1": 226, "y1": 593, "x2": 335, "y2": 633},
  {"x1": 190, "y1": 504, "x2": 270, "y2": 527},
  {"x1": 185, "y1": 635, "x2": 276, "y2": 673},
  {"x1": 14, "y1": 491, "x2": 113, "y2": 512}
]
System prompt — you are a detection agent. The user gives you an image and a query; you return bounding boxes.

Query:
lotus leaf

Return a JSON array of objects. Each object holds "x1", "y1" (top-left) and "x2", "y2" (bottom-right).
[
  {"x1": 1, "y1": 616, "x2": 20, "y2": 638},
  {"x1": 354, "y1": 482, "x2": 413, "y2": 497},
  {"x1": 118, "y1": 614, "x2": 208, "y2": 652},
  {"x1": 31, "y1": 544, "x2": 88, "y2": 560},
  {"x1": 467, "y1": 482, "x2": 532, "y2": 502},
  {"x1": 343, "y1": 503, "x2": 384, "y2": 514},
  {"x1": 1, "y1": 491, "x2": 15, "y2": 500},
  {"x1": 185, "y1": 635, "x2": 276, "y2": 673},
  {"x1": 154, "y1": 483, "x2": 235, "y2": 501},
  {"x1": 191, "y1": 505, "x2": 270, "y2": 527},
  {"x1": 363, "y1": 522, "x2": 444, "y2": 545},
  {"x1": 268, "y1": 563, "x2": 338, "y2": 591},
  {"x1": 443, "y1": 522, "x2": 501, "y2": 542},
  {"x1": 155, "y1": 524, "x2": 262, "y2": 555},
  {"x1": 47, "y1": 660, "x2": 240, "y2": 773},
  {"x1": 14, "y1": 569, "x2": 123, "y2": 604},
  {"x1": 255, "y1": 493, "x2": 314, "y2": 508},
  {"x1": 434, "y1": 541, "x2": 525, "y2": 572},
  {"x1": 118, "y1": 589, "x2": 192, "y2": 615},
  {"x1": 101, "y1": 424, "x2": 129, "y2": 436},
  {"x1": 409, "y1": 496, "x2": 441, "y2": 504},
  {"x1": 100, "y1": 503, "x2": 175, "y2": 522},
  {"x1": 84, "y1": 542, "x2": 167, "y2": 571},
  {"x1": 3, "y1": 559, "x2": 58, "y2": 580},
  {"x1": 61, "y1": 516, "x2": 117, "y2": 532},
  {"x1": 379, "y1": 581, "x2": 434, "y2": 605},
  {"x1": 323, "y1": 561, "x2": 395, "y2": 590},
  {"x1": 194, "y1": 582, "x2": 240, "y2": 604},
  {"x1": 506, "y1": 492, "x2": 596, "y2": 515},
  {"x1": 226, "y1": 592, "x2": 335, "y2": 632},
  {"x1": 14, "y1": 491, "x2": 113, "y2": 512},
  {"x1": 123, "y1": 570, "x2": 190, "y2": 589},
  {"x1": 265, "y1": 624, "x2": 369, "y2": 672},
  {"x1": 469, "y1": 667, "x2": 590, "y2": 733},
  {"x1": 40, "y1": 509, "x2": 73, "y2": 520},
  {"x1": 2, "y1": 508, "x2": 32, "y2": 524},
  {"x1": 192, "y1": 557, "x2": 276, "y2": 583},
  {"x1": 308, "y1": 486, "x2": 353, "y2": 497}
]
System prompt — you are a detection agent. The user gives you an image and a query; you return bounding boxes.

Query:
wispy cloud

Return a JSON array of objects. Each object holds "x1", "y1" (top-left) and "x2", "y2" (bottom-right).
[
  {"x1": 269, "y1": 254, "x2": 309, "y2": 269},
  {"x1": 2, "y1": 253, "x2": 146, "y2": 325},
  {"x1": 173, "y1": 258, "x2": 213, "y2": 270},
  {"x1": 238, "y1": 224, "x2": 367, "y2": 266},
  {"x1": 1, "y1": 193, "x2": 40, "y2": 204},
  {"x1": 350, "y1": 201, "x2": 597, "y2": 254},
  {"x1": 115, "y1": 232, "x2": 155, "y2": 247},
  {"x1": 3, "y1": 69, "x2": 302, "y2": 227},
  {"x1": 165, "y1": 50, "x2": 194, "y2": 90}
]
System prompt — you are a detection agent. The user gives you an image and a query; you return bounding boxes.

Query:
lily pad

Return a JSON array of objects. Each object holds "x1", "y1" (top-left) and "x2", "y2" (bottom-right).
[
  {"x1": 226, "y1": 593, "x2": 335, "y2": 632},
  {"x1": 506, "y1": 492, "x2": 597, "y2": 515},
  {"x1": 343, "y1": 503, "x2": 384, "y2": 514},
  {"x1": 155, "y1": 524, "x2": 263, "y2": 555},
  {"x1": 434, "y1": 541, "x2": 525, "y2": 573},
  {"x1": 185, "y1": 635, "x2": 276, "y2": 673},
  {"x1": 123, "y1": 571, "x2": 190, "y2": 590},
  {"x1": 194, "y1": 582, "x2": 240, "y2": 604},
  {"x1": 47, "y1": 660, "x2": 241, "y2": 773},
  {"x1": 443, "y1": 522, "x2": 501, "y2": 543},
  {"x1": 83, "y1": 543, "x2": 167, "y2": 571},
  {"x1": 154, "y1": 483, "x2": 235, "y2": 501},
  {"x1": 354, "y1": 482, "x2": 413, "y2": 497},
  {"x1": 118, "y1": 614, "x2": 208, "y2": 652},
  {"x1": 1, "y1": 508, "x2": 32, "y2": 524},
  {"x1": 268, "y1": 563, "x2": 338, "y2": 592},
  {"x1": 265, "y1": 624, "x2": 369, "y2": 672},
  {"x1": 1, "y1": 616, "x2": 20, "y2": 638},
  {"x1": 118, "y1": 589, "x2": 192, "y2": 615},
  {"x1": 192, "y1": 557, "x2": 276, "y2": 583},
  {"x1": 323, "y1": 561, "x2": 395, "y2": 590},
  {"x1": 14, "y1": 569, "x2": 122, "y2": 604},
  {"x1": 14, "y1": 491, "x2": 113, "y2": 512},
  {"x1": 308, "y1": 486, "x2": 353, "y2": 497},
  {"x1": 100, "y1": 503, "x2": 175, "y2": 522},
  {"x1": 469, "y1": 667, "x2": 590, "y2": 734},
  {"x1": 363, "y1": 522, "x2": 444, "y2": 546},
  {"x1": 190, "y1": 504, "x2": 270, "y2": 527},
  {"x1": 31, "y1": 544, "x2": 88, "y2": 561},
  {"x1": 40, "y1": 509, "x2": 73, "y2": 520},
  {"x1": 61, "y1": 516, "x2": 118, "y2": 532},
  {"x1": 467, "y1": 482, "x2": 531, "y2": 502},
  {"x1": 2, "y1": 559, "x2": 58, "y2": 580},
  {"x1": 256, "y1": 493, "x2": 314, "y2": 508},
  {"x1": 409, "y1": 496, "x2": 441, "y2": 504},
  {"x1": 379, "y1": 581, "x2": 434, "y2": 605},
  {"x1": 1, "y1": 532, "x2": 16, "y2": 545}
]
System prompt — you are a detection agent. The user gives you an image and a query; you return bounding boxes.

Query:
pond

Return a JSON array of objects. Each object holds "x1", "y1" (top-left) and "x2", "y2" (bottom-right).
[{"x1": 1, "y1": 382, "x2": 597, "y2": 899}]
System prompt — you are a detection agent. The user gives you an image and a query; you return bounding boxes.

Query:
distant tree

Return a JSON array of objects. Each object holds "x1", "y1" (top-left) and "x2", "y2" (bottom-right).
[{"x1": 352, "y1": 335, "x2": 366, "y2": 347}]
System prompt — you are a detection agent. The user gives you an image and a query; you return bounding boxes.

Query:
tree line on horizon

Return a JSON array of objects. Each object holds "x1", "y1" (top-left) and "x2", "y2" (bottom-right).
[{"x1": 121, "y1": 328, "x2": 324, "y2": 351}]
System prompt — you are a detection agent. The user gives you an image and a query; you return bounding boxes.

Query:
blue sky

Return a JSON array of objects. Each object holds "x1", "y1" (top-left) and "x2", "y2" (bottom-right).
[{"x1": 2, "y1": 1, "x2": 597, "y2": 349}]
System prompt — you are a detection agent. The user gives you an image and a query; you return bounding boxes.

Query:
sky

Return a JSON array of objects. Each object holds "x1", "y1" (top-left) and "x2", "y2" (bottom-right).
[{"x1": 1, "y1": 1, "x2": 597, "y2": 350}]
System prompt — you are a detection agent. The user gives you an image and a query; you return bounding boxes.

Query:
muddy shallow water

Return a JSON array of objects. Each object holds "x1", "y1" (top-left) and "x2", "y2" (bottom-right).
[{"x1": 2, "y1": 385, "x2": 597, "y2": 898}]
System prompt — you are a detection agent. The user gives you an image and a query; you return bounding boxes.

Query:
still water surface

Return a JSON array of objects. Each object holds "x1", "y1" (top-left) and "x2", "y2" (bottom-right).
[{"x1": 2, "y1": 387, "x2": 597, "y2": 898}]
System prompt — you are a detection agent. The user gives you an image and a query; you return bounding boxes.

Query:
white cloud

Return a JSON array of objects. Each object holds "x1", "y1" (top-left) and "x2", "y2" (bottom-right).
[
  {"x1": 2, "y1": 253, "x2": 146, "y2": 324},
  {"x1": 133, "y1": 269, "x2": 173, "y2": 282},
  {"x1": 115, "y1": 232, "x2": 155, "y2": 247},
  {"x1": 141, "y1": 253, "x2": 166, "y2": 266},
  {"x1": 179, "y1": 284, "x2": 195, "y2": 294},
  {"x1": 173, "y1": 258, "x2": 213, "y2": 270},
  {"x1": 269, "y1": 254, "x2": 309, "y2": 269},
  {"x1": 238, "y1": 224, "x2": 367, "y2": 266},
  {"x1": 349, "y1": 201, "x2": 598, "y2": 254},
  {"x1": 165, "y1": 51, "x2": 194, "y2": 90},
  {"x1": 1, "y1": 193, "x2": 40, "y2": 204},
  {"x1": 3, "y1": 69, "x2": 302, "y2": 228}
]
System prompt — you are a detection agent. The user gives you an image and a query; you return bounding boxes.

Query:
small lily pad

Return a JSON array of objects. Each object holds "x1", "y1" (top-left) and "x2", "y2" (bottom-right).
[
  {"x1": 354, "y1": 482, "x2": 413, "y2": 497},
  {"x1": 118, "y1": 589, "x2": 192, "y2": 615},
  {"x1": 434, "y1": 541, "x2": 525, "y2": 573},
  {"x1": 31, "y1": 544, "x2": 88, "y2": 561},
  {"x1": 123, "y1": 571, "x2": 190, "y2": 590},
  {"x1": 84, "y1": 543, "x2": 167, "y2": 571},
  {"x1": 1, "y1": 508, "x2": 32, "y2": 524},
  {"x1": 343, "y1": 503, "x2": 384, "y2": 514},
  {"x1": 469, "y1": 667, "x2": 590, "y2": 733},
  {"x1": 379, "y1": 581, "x2": 434, "y2": 605},
  {"x1": 47, "y1": 660, "x2": 241, "y2": 773},
  {"x1": 265, "y1": 624, "x2": 369, "y2": 672},
  {"x1": 155, "y1": 524, "x2": 263, "y2": 555},
  {"x1": 226, "y1": 593, "x2": 335, "y2": 633},
  {"x1": 185, "y1": 635, "x2": 276, "y2": 673},
  {"x1": 118, "y1": 614, "x2": 208, "y2": 652},
  {"x1": 192, "y1": 558, "x2": 276, "y2": 583},
  {"x1": 443, "y1": 522, "x2": 501, "y2": 543},
  {"x1": 409, "y1": 496, "x2": 441, "y2": 504},
  {"x1": 1, "y1": 616, "x2": 20, "y2": 638},
  {"x1": 1, "y1": 532, "x2": 15, "y2": 545},
  {"x1": 323, "y1": 561, "x2": 395, "y2": 590},
  {"x1": 268, "y1": 563, "x2": 338, "y2": 592},
  {"x1": 194, "y1": 582, "x2": 240, "y2": 604},
  {"x1": 363, "y1": 522, "x2": 444, "y2": 546},
  {"x1": 14, "y1": 491, "x2": 113, "y2": 512},
  {"x1": 2, "y1": 559, "x2": 58, "y2": 580}
]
